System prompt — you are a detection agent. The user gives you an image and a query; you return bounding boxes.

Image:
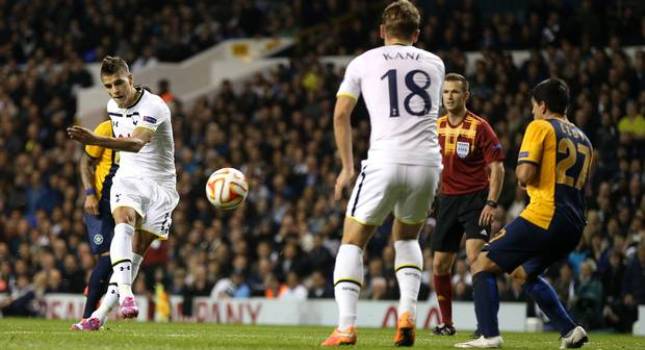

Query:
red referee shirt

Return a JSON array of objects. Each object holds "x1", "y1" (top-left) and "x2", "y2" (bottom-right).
[{"x1": 437, "y1": 110, "x2": 504, "y2": 195}]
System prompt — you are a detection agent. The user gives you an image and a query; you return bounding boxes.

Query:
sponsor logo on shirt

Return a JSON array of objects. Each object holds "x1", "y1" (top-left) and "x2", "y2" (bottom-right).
[{"x1": 143, "y1": 116, "x2": 157, "y2": 124}]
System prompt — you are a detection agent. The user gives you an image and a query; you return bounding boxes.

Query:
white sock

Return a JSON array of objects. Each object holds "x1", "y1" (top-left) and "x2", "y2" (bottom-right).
[
  {"x1": 333, "y1": 244, "x2": 364, "y2": 331},
  {"x1": 110, "y1": 223, "x2": 135, "y2": 302},
  {"x1": 90, "y1": 253, "x2": 144, "y2": 321},
  {"x1": 91, "y1": 274, "x2": 119, "y2": 322},
  {"x1": 394, "y1": 240, "x2": 423, "y2": 319}
]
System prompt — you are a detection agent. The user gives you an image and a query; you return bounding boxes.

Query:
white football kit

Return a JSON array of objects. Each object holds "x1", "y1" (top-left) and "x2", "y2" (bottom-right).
[
  {"x1": 338, "y1": 45, "x2": 445, "y2": 225},
  {"x1": 107, "y1": 88, "x2": 179, "y2": 238}
]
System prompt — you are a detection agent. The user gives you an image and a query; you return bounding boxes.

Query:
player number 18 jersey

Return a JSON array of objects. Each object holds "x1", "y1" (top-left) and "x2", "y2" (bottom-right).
[{"x1": 337, "y1": 45, "x2": 445, "y2": 167}]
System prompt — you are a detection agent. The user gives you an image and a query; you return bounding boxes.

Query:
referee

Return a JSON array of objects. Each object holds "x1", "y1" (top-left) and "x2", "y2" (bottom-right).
[{"x1": 431, "y1": 73, "x2": 505, "y2": 336}]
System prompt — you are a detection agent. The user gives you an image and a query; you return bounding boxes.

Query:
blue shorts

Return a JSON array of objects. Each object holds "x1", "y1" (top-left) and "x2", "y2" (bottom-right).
[
  {"x1": 486, "y1": 212, "x2": 583, "y2": 279},
  {"x1": 84, "y1": 196, "x2": 115, "y2": 255}
]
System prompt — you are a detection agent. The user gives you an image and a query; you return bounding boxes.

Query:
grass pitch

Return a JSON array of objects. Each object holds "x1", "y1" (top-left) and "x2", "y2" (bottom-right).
[{"x1": 0, "y1": 318, "x2": 643, "y2": 350}]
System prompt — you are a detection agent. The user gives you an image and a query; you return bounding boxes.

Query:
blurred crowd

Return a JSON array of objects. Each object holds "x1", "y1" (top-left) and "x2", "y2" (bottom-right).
[
  {"x1": 300, "y1": 0, "x2": 645, "y2": 55},
  {"x1": 0, "y1": 0, "x2": 301, "y2": 65},
  {"x1": 1, "y1": 0, "x2": 644, "y2": 333}
]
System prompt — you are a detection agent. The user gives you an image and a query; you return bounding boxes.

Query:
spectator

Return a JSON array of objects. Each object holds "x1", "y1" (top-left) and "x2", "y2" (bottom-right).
[
  {"x1": 367, "y1": 277, "x2": 389, "y2": 301},
  {"x1": 622, "y1": 241, "x2": 645, "y2": 305},
  {"x1": 308, "y1": 270, "x2": 333, "y2": 299},
  {"x1": 211, "y1": 270, "x2": 252, "y2": 299},
  {"x1": 0, "y1": 273, "x2": 47, "y2": 317},
  {"x1": 618, "y1": 100, "x2": 645, "y2": 141},
  {"x1": 158, "y1": 79, "x2": 175, "y2": 104},
  {"x1": 278, "y1": 271, "x2": 307, "y2": 300},
  {"x1": 571, "y1": 260, "x2": 603, "y2": 329}
]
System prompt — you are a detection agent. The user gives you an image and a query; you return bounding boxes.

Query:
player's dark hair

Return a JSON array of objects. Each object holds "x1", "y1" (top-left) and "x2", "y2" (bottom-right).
[
  {"x1": 445, "y1": 73, "x2": 469, "y2": 92},
  {"x1": 100, "y1": 56, "x2": 130, "y2": 76},
  {"x1": 382, "y1": 0, "x2": 420, "y2": 39},
  {"x1": 531, "y1": 78, "x2": 569, "y2": 115}
]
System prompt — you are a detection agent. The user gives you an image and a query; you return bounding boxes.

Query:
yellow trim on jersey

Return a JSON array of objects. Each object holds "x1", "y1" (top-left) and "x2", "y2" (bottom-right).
[
  {"x1": 111, "y1": 204, "x2": 145, "y2": 218},
  {"x1": 437, "y1": 115, "x2": 480, "y2": 155},
  {"x1": 346, "y1": 215, "x2": 379, "y2": 226},
  {"x1": 85, "y1": 121, "x2": 114, "y2": 199},
  {"x1": 394, "y1": 216, "x2": 427, "y2": 225},
  {"x1": 336, "y1": 92, "x2": 358, "y2": 100},
  {"x1": 134, "y1": 125, "x2": 155, "y2": 132},
  {"x1": 517, "y1": 120, "x2": 556, "y2": 229},
  {"x1": 138, "y1": 228, "x2": 169, "y2": 241}
]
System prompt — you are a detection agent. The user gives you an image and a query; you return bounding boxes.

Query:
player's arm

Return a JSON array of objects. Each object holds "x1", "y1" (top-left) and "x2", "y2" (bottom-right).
[
  {"x1": 516, "y1": 121, "x2": 549, "y2": 188},
  {"x1": 333, "y1": 57, "x2": 361, "y2": 200},
  {"x1": 516, "y1": 162, "x2": 537, "y2": 188},
  {"x1": 68, "y1": 125, "x2": 153, "y2": 152},
  {"x1": 333, "y1": 95, "x2": 358, "y2": 200},
  {"x1": 479, "y1": 161, "x2": 505, "y2": 226},
  {"x1": 478, "y1": 122, "x2": 505, "y2": 225},
  {"x1": 80, "y1": 152, "x2": 100, "y2": 215},
  {"x1": 487, "y1": 161, "x2": 504, "y2": 202}
]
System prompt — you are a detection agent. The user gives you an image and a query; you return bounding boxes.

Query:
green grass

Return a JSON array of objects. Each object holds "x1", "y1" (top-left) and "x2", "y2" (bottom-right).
[{"x1": 0, "y1": 318, "x2": 643, "y2": 350}]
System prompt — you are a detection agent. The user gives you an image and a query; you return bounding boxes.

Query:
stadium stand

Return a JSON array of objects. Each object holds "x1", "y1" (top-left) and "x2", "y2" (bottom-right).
[{"x1": 0, "y1": 0, "x2": 643, "y2": 333}]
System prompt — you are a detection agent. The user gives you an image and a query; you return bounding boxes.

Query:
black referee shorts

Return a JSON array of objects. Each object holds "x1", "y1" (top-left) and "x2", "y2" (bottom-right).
[{"x1": 431, "y1": 189, "x2": 490, "y2": 252}]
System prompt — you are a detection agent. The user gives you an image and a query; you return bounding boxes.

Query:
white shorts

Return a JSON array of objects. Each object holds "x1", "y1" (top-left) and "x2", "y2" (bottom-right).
[
  {"x1": 110, "y1": 176, "x2": 179, "y2": 239},
  {"x1": 346, "y1": 161, "x2": 441, "y2": 226}
]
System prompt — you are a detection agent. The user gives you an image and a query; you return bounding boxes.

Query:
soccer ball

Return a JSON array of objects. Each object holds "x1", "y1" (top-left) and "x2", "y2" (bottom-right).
[{"x1": 205, "y1": 168, "x2": 249, "y2": 210}]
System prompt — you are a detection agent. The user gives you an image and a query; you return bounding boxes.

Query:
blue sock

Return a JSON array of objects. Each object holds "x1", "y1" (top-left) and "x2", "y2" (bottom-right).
[
  {"x1": 472, "y1": 272, "x2": 500, "y2": 337},
  {"x1": 83, "y1": 255, "x2": 112, "y2": 318},
  {"x1": 523, "y1": 276, "x2": 576, "y2": 336}
]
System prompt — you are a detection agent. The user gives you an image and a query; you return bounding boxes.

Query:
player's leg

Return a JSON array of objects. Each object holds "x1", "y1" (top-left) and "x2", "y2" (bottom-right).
[
  {"x1": 87, "y1": 230, "x2": 152, "y2": 325},
  {"x1": 460, "y1": 190, "x2": 492, "y2": 266},
  {"x1": 131, "y1": 229, "x2": 156, "y2": 280},
  {"x1": 391, "y1": 164, "x2": 440, "y2": 346},
  {"x1": 430, "y1": 194, "x2": 461, "y2": 335},
  {"x1": 456, "y1": 217, "x2": 553, "y2": 348},
  {"x1": 460, "y1": 192, "x2": 492, "y2": 338},
  {"x1": 454, "y1": 251, "x2": 504, "y2": 348},
  {"x1": 391, "y1": 219, "x2": 424, "y2": 346},
  {"x1": 455, "y1": 222, "x2": 533, "y2": 348},
  {"x1": 337, "y1": 218, "x2": 377, "y2": 327},
  {"x1": 72, "y1": 204, "x2": 114, "y2": 331},
  {"x1": 321, "y1": 218, "x2": 377, "y2": 346},
  {"x1": 111, "y1": 205, "x2": 141, "y2": 317},
  {"x1": 511, "y1": 266, "x2": 577, "y2": 334},
  {"x1": 109, "y1": 176, "x2": 157, "y2": 318},
  {"x1": 510, "y1": 222, "x2": 588, "y2": 348},
  {"x1": 322, "y1": 163, "x2": 396, "y2": 346},
  {"x1": 430, "y1": 196, "x2": 464, "y2": 335},
  {"x1": 82, "y1": 253, "x2": 111, "y2": 315}
]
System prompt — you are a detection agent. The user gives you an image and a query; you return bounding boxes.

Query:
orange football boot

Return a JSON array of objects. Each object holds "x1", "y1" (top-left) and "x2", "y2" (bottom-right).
[
  {"x1": 321, "y1": 326, "x2": 357, "y2": 346},
  {"x1": 394, "y1": 311, "x2": 416, "y2": 347}
]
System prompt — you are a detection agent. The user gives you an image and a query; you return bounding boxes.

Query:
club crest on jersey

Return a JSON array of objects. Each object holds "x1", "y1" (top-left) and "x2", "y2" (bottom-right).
[
  {"x1": 93, "y1": 233, "x2": 104, "y2": 245},
  {"x1": 456, "y1": 141, "x2": 470, "y2": 158}
]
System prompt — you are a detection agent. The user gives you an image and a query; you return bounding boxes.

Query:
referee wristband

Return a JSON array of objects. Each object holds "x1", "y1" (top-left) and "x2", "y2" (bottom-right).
[
  {"x1": 85, "y1": 188, "x2": 97, "y2": 196},
  {"x1": 486, "y1": 200, "x2": 498, "y2": 208}
]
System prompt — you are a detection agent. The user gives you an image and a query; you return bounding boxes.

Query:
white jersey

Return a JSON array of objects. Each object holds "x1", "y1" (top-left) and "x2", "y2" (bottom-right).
[
  {"x1": 338, "y1": 45, "x2": 445, "y2": 166},
  {"x1": 107, "y1": 89, "x2": 176, "y2": 188}
]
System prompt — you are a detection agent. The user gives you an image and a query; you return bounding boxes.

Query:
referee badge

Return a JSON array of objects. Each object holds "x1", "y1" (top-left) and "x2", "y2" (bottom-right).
[{"x1": 456, "y1": 141, "x2": 470, "y2": 158}]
